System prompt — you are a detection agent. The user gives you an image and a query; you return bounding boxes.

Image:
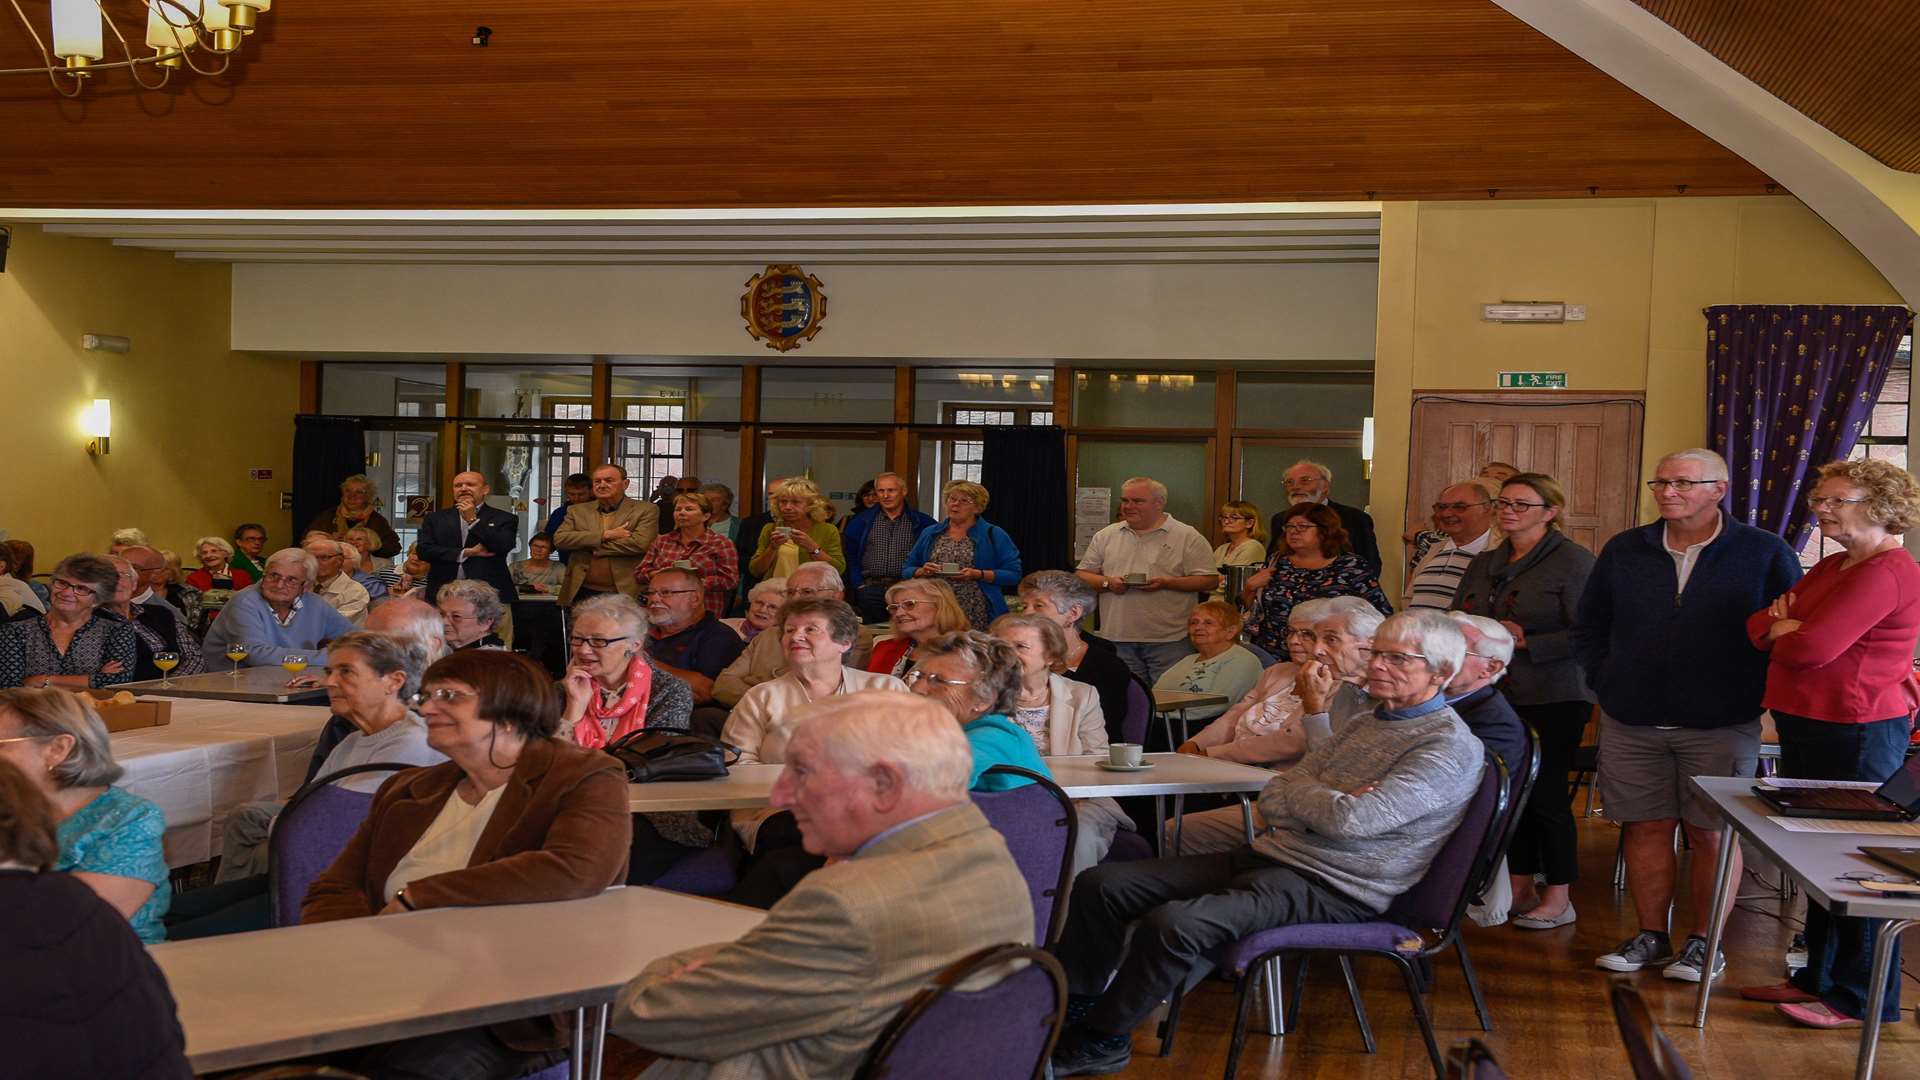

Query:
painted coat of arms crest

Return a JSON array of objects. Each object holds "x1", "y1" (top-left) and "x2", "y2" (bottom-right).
[{"x1": 741, "y1": 264, "x2": 828, "y2": 351}]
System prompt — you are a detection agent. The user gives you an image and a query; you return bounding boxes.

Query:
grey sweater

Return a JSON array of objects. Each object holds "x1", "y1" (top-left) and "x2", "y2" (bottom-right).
[{"x1": 1254, "y1": 700, "x2": 1486, "y2": 913}]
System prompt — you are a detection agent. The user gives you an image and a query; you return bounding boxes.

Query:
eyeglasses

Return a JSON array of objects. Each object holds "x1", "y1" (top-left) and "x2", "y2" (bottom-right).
[
  {"x1": 1647, "y1": 479, "x2": 1723, "y2": 492},
  {"x1": 441, "y1": 611, "x2": 485, "y2": 624},
  {"x1": 1281, "y1": 523, "x2": 1320, "y2": 533},
  {"x1": 886, "y1": 600, "x2": 931, "y2": 613},
  {"x1": 262, "y1": 572, "x2": 307, "y2": 586},
  {"x1": 1218, "y1": 514, "x2": 1252, "y2": 522},
  {"x1": 409, "y1": 688, "x2": 479, "y2": 706},
  {"x1": 0, "y1": 734, "x2": 54, "y2": 747},
  {"x1": 1490, "y1": 497, "x2": 1547, "y2": 512},
  {"x1": 788, "y1": 586, "x2": 837, "y2": 599},
  {"x1": 1369, "y1": 649, "x2": 1430, "y2": 669},
  {"x1": 48, "y1": 578, "x2": 91, "y2": 595},
  {"x1": 643, "y1": 588, "x2": 700, "y2": 599},
  {"x1": 568, "y1": 634, "x2": 632, "y2": 650},
  {"x1": 1807, "y1": 495, "x2": 1869, "y2": 510},
  {"x1": 1431, "y1": 501, "x2": 1489, "y2": 513},
  {"x1": 903, "y1": 668, "x2": 973, "y2": 689},
  {"x1": 1285, "y1": 628, "x2": 1319, "y2": 640}
]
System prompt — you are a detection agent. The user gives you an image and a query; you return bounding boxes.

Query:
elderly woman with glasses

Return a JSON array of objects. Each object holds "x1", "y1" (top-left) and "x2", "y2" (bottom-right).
[
  {"x1": 1241, "y1": 503, "x2": 1391, "y2": 659},
  {"x1": 905, "y1": 630, "x2": 1053, "y2": 791},
  {"x1": 1018, "y1": 569, "x2": 1139, "y2": 745},
  {"x1": 904, "y1": 480, "x2": 1023, "y2": 629},
  {"x1": 305, "y1": 473, "x2": 403, "y2": 559},
  {"x1": 722, "y1": 577, "x2": 785, "y2": 642},
  {"x1": 0, "y1": 688, "x2": 170, "y2": 943},
  {"x1": 749, "y1": 477, "x2": 846, "y2": 581},
  {"x1": 866, "y1": 577, "x2": 971, "y2": 678},
  {"x1": 1213, "y1": 500, "x2": 1268, "y2": 597},
  {"x1": 1153, "y1": 600, "x2": 1263, "y2": 725},
  {"x1": 0, "y1": 554, "x2": 138, "y2": 690},
  {"x1": 437, "y1": 579, "x2": 508, "y2": 651},
  {"x1": 303, "y1": 651, "x2": 631, "y2": 1079}
]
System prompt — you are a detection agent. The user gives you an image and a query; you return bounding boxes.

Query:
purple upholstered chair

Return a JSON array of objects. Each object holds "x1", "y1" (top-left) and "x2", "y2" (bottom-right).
[
  {"x1": 1121, "y1": 677, "x2": 1152, "y2": 747},
  {"x1": 1159, "y1": 753, "x2": 1518, "y2": 1080},
  {"x1": 266, "y1": 762, "x2": 412, "y2": 928},
  {"x1": 974, "y1": 766, "x2": 1076, "y2": 948},
  {"x1": 653, "y1": 842, "x2": 744, "y2": 897},
  {"x1": 1610, "y1": 980, "x2": 1696, "y2": 1080},
  {"x1": 853, "y1": 944, "x2": 1067, "y2": 1080}
]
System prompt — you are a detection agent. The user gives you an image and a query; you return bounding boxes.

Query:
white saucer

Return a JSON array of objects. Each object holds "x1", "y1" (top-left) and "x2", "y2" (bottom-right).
[{"x1": 1096, "y1": 761, "x2": 1155, "y2": 772}]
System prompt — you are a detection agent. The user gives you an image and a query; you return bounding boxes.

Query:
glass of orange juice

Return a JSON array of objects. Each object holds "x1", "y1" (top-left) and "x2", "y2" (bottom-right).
[
  {"x1": 226, "y1": 642, "x2": 249, "y2": 678},
  {"x1": 154, "y1": 651, "x2": 180, "y2": 687},
  {"x1": 281, "y1": 653, "x2": 308, "y2": 677}
]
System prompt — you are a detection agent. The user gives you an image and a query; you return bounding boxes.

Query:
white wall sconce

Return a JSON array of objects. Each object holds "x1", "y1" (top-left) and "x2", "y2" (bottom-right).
[
  {"x1": 83, "y1": 398, "x2": 112, "y2": 456},
  {"x1": 82, "y1": 333, "x2": 131, "y2": 353},
  {"x1": 1361, "y1": 416, "x2": 1375, "y2": 480}
]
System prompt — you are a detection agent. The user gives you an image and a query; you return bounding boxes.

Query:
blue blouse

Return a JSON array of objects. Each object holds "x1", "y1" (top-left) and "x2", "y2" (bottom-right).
[
  {"x1": 964, "y1": 714, "x2": 1052, "y2": 791},
  {"x1": 56, "y1": 787, "x2": 171, "y2": 944}
]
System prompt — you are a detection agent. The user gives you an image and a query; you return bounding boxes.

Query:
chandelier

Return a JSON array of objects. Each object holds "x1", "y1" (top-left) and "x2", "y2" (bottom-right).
[{"x1": 3, "y1": 1, "x2": 274, "y2": 97}]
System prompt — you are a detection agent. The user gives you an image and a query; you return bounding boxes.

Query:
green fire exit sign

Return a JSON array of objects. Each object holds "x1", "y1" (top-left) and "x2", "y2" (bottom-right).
[{"x1": 1498, "y1": 371, "x2": 1567, "y2": 389}]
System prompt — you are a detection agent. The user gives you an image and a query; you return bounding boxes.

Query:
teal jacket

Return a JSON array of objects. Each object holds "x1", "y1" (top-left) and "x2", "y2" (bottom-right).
[{"x1": 964, "y1": 714, "x2": 1050, "y2": 791}]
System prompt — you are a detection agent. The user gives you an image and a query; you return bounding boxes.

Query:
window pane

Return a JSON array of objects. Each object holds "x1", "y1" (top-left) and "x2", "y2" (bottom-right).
[
  {"x1": 321, "y1": 363, "x2": 447, "y2": 416},
  {"x1": 464, "y1": 364, "x2": 592, "y2": 416},
  {"x1": 1871, "y1": 401, "x2": 1907, "y2": 437},
  {"x1": 1868, "y1": 444, "x2": 1908, "y2": 470},
  {"x1": 612, "y1": 366, "x2": 741, "y2": 422},
  {"x1": 1235, "y1": 374, "x2": 1372, "y2": 431},
  {"x1": 1075, "y1": 371, "x2": 1216, "y2": 428},
  {"x1": 914, "y1": 369, "x2": 1054, "y2": 423},
  {"x1": 1075, "y1": 441, "x2": 1208, "y2": 555},
  {"x1": 1879, "y1": 364, "x2": 1909, "y2": 406},
  {"x1": 763, "y1": 367, "x2": 895, "y2": 423}
]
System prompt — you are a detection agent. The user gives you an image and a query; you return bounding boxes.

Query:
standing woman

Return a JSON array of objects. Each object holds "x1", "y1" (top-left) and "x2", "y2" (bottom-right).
[
  {"x1": 0, "y1": 555, "x2": 137, "y2": 690},
  {"x1": 1453, "y1": 472, "x2": 1595, "y2": 930},
  {"x1": 1212, "y1": 500, "x2": 1268, "y2": 598},
  {"x1": 305, "y1": 474, "x2": 404, "y2": 559},
  {"x1": 1740, "y1": 459, "x2": 1920, "y2": 1028},
  {"x1": 866, "y1": 577, "x2": 971, "y2": 678},
  {"x1": 1241, "y1": 502, "x2": 1391, "y2": 658},
  {"x1": 904, "y1": 480, "x2": 1023, "y2": 630},
  {"x1": 635, "y1": 491, "x2": 740, "y2": 620},
  {"x1": 749, "y1": 477, "x2": 846, "y2": 582}
]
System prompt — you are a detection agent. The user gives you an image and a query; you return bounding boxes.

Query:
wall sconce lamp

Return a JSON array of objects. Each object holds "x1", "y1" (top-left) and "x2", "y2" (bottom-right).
[
  {"x1": 1361, "y1": 416, "x2": 1375, "y2": 480},
  {"x1": 83, "y1": 398, "x2": 112, "y2": 456}
]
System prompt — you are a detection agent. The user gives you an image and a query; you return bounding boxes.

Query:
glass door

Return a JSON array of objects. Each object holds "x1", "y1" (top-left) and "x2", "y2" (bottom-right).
[
  {"x1": 757, "y1": 429, "x2": 888, "y2": 524},
  {"x1": 461, "y1": 421, "x2": 591, "y2": 555}
]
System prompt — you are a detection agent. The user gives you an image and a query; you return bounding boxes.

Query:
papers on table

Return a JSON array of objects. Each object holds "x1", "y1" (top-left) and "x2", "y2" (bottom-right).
[
  {"x1": 1770, "y1": 817, "x2": 1920, "y2": 836},
  {"x1": 1755, "y1": 777, "x2": 1881, "y2": 791}
]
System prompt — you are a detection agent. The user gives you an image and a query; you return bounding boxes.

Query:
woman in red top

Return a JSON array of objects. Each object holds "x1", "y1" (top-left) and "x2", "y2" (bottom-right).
[
  {"x1": 866, "y1": 578, "x2": 969, "y2": 679},
  {"x1": 1742, "y1": 458, "x2": 1920, "y2": 1028}
]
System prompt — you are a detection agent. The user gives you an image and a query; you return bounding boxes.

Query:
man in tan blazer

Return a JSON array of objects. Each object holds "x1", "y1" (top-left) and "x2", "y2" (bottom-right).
[
  {"x1": 555, "y1": 463, "x2": 659, "y2": 605},
  {"x1": 614, "y1": 690, "x2": 1033, "y2": 1079}
]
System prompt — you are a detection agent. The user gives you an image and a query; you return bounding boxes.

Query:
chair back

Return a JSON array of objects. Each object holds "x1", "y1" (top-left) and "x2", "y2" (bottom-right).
[
  {"x1": 1383, "y1": 754, "x2": 1508, "y2": 934},
  {"x1": 854, "y1": 944, "x2": 1066, "y2": 1080},
  {"x1": 974, "y1": 766, "x2": 1077, "y2": 947},
  {"x1": 1609, "y1": 980, "x2": 1696, "y2": 1080},
  {"x1": 1479, "y1": 728, "x2": 1542, "y2": 901},
  {"x1": 1121, "y1": 677, "x2": 1152, "y2": 746},
  {"x1": 267, "y1": 762, "x2": 411, "y2": 928}
]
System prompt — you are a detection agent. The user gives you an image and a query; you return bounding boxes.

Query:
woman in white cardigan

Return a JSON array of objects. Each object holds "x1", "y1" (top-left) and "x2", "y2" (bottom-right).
[{"x1": 990, "y1": 612, "x2": 1136, "y2": 876}]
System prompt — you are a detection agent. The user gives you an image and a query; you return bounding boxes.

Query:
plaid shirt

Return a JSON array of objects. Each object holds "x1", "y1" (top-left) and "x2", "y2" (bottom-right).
[{"x1": 635, "y1": 529, "x2": 741, "y2": 619}]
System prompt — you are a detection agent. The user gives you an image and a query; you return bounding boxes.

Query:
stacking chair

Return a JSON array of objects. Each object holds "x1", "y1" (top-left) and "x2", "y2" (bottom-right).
[
  {"x1": 853, "y1": 944, "x2": 1067, "y2": 1080},
  {"x1": 1610, "y1": 980, "x2": 1696, "y2": 1080},
  {"x1": 266, "y1": 762, "x2": 411, "y2": 928},
  {"x1": 974, "y1": 765, "x2": 1077, "y2": 947},
  {"x1": 1120, "y1": 677, "x2": 1153, "y2": 747},
  {"x1": 1445, "y1": 1038, "x2": 1514, "y2": 1079}
]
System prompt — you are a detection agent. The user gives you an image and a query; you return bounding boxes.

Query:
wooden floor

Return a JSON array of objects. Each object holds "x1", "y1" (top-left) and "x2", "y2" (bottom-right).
[{"x1": 606, "y1": 811, "x2": 1920, "y2": 1078}]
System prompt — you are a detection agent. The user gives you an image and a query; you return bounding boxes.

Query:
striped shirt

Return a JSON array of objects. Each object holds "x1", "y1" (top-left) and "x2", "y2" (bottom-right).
[{"x1": 1405, "y1": 531, "x2": 1491, "y2": 610}]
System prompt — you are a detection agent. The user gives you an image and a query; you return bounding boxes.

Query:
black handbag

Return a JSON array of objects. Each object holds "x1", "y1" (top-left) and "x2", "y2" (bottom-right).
[{"x1": 605, "y1": 730, "x2": 740, "y2": 783}]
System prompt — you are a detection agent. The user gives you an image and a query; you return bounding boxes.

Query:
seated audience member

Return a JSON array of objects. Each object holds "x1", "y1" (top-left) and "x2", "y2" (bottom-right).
[
  {"x1": 720, "y1": 576, "x2": 784, "y2": 641},
  {"x1": 1153, "y1": 600, "x2": 1263, "y2": 723},
  {"x1": 1444, "y1": 612, "x2": 1532, "y2": 772},
  {"x1": 186, "y1": 535, "x2": 254, "y2": 595},
  {"x1": 1242, "y1": 501, "x2": 1392, "y2": 658},
  {"x1": 1212, "y1": 499, "x2": 1269, "y2": 597},
  {"x1": 0, "y1": 758, "x2": 192, "y2": 1080},
  {"x1": 724, "y1": 599, "x2": 909, "y2": 852},
  {"x1": 0, "y1": 688, "x2": 170, "y2": 943},
  {"x1": 866, "y1": 576, "x2": 970, "y2": 678},
  {"x1": 438, "y1": 579, "x2": 508, "y2": 651},
  {"x1": 202, "y1": 548, "x2": 354, "y2": 669},
  {"x1": 512, "y1": 532, "x2": 566, "y2": 595},
  {"x1": 905, "y1": 630, "x2": 1052, "y2": 791},
  {"x1": 615, "y1": 691, "x2": 1032, "y2": 1078},
  {"x1": 299, "y1": 597, "x2": 455, "y2": 783},
  {"x1": 229, "y1": 523, "x2": 269, "y2": 581},
  {"x1": 390, "y1": 543, "x2": 432, "y2": 600},
  {"x1": 306, "y1": 473, "x2": 404, "y2": 558},
  {"x1": 904, "y1": 479, "x2": 1023, "y2": 628},
  {"x1": 748, "y1": 477, "x2": 847, "y2": 580},
  {"x1": 339, "y1": 527, "x2": 393, "y2": 601},
  {"x1": 167, "y1": 632, "x2": 442, "y2": 939},
  {"x1": 304, "y1": 535, "x2": 372, "y2": 626},
  {"x1": 0, "y1": 540, "x2": 44, "y2": 617},
  {"x1": 1049, "y1": 611, "x2": 1487, "y2": 1075},
  {"x1": 303, "y1": 651, "x2": 631, "y2": 1080},
  {"x1": 841, "y1": 471, "x2": 937, "y2": 623},
  {"x1": 0, "y1": 554, "x2": 137, "y2": 689},
  {"x1": 1404, "y1": 480, "x2": 1496, "y2": 610},
  {"x1": 1019, "y1": 570, "x2": 1139, "y2": 744},
  {"x1": 109, "y1": 527, "x2": 150, "y2": 555},
  {"x1": 106, "y1": 554, "x2": 204, "y2": 682},
  {"x1": 6, "y1": 539, "x2": 51, "y2": 608},
  {"x1": 155, "y1": 549, "x2": 202, "y2": 628},
  {"x1": 1296, "y1": 595, "x2": 1391, "y2": 742},
  {"x1": 992, "y1": 612, "x2": 1135, "y2": 873},
  {"x1": 635, "y1": 492, "x2": 741, "y2": 619},
  {"x1": 711, "y1": 564, "x2": 877, "y2": 705},
  {"x1": 640, "y1": 566, "x2": 746, "y2": 703}
]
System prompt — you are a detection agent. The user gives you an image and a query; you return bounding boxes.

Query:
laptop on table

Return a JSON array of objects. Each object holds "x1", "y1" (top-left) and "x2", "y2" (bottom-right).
[{"x1": 1753, "y1": 752, "x2": 1920, "y2": 822}]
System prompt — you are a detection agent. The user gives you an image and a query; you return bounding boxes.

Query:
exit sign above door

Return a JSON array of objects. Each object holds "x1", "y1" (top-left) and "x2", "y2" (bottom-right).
[{"x1": 1498, "y1": 371, "x2": 1567, "y2": 389}]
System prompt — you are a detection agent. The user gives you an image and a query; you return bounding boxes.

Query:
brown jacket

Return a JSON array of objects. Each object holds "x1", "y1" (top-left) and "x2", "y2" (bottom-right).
[
  {"x1": 301, "y1": 737, "x2": 633, "y2": 1049},
  {"x1": 554, "y1": 498, "x2": 659, "y2": 604}
]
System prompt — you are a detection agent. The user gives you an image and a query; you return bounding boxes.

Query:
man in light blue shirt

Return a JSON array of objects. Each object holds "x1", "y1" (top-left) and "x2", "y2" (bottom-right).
[{"x1": 202, "y1": 547, "x2": 353, "y2": 669}]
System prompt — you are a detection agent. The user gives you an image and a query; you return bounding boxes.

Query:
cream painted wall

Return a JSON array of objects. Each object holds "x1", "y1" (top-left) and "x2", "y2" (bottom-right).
[
  {"x1": 231, "y1": 261, "x2": 1380, "y2": 364},
  {"x1": 1370, "y1": 195, "x2": 1902, "y2": 599},
  {"x1": 0, "y1": 225, "x2": 298, "y2": 562}
]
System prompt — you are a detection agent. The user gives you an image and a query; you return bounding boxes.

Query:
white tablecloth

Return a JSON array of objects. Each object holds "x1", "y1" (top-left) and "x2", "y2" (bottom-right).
[{"x1": 112, "y1": 700, "x2": 333, "y2": 868}]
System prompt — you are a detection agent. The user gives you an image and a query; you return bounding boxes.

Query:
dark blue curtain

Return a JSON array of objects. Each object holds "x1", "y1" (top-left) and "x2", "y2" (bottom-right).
[
  {"x1": 980, "y1": 425, "x2": 1070, "y2": 573},
  {"x1": 293, "y1": 416, "x2": 368, "y2": 541},
  {"x1": 1706, "y1": 304, "x2": 1911, "y2": 547}
]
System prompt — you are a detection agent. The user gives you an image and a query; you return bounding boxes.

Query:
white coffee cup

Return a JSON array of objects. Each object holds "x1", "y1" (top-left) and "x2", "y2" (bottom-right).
[{"x1": 1108, "y1": 743, "x2": 1143, "y2": 768}]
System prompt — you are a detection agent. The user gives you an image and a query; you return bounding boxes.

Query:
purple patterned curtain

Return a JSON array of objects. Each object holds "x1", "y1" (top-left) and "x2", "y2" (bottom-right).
[{"x1": 1707, "y1": 304, "x2": 1912, "y2": 547}]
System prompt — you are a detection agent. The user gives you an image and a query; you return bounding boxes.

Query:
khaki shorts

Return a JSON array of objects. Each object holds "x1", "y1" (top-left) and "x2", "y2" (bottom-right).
[{"x1": 1597, "y1": 712, "x2": 1760, "y2": 829}]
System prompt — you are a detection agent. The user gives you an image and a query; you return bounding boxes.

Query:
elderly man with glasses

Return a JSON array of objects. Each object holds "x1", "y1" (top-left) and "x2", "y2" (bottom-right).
[
  {"x1": 642, "y1": 566, "x2": 746, "y2": 704},
  {"x1": 710, "y1": 563, "x2": 878, "y2": 707},
  {"x1": 1574, "y1": 448, "x2": 1802, "y2": 983},
  {"x1": 202, "y1": 548, "x2": 354, "y2": 670},
  {"x1": 1404, "y1": 479, "x2": 1497, "y2": 610},
  {"x1": 303, "y1": 535, "x2": 372, "y2": 627},
  {"x1": 1049, "y1": 611, "x2": 1486, "y2": 1077}
]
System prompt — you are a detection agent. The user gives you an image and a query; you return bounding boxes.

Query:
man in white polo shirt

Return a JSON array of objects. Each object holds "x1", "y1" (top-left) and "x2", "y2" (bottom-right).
[
  {"x1": 1403, "y1": 479, "x2": 1495, "y2": 610},
  {"x1": 1075, "y1": 476, "x2": 1220, "y2": 684}
]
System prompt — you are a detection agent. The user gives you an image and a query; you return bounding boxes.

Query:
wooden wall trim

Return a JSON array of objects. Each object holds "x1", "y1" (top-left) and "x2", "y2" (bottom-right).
[
  {"x1": 739, "y1": 365, "x2": 762, "y2": 514},
  {"x1": 437, "y1": 361, "x2": 464, "y2": 503},
  {"x1": 298, "y1": 360, "x2": 321, "y2": 414}
]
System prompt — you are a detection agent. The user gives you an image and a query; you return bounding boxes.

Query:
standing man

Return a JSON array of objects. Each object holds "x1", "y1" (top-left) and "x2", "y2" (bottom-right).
[
  {"x1": 230, "y1": 523, "x2": 269, "y2": 581},
  {"x1": 841, "y1": 472, "x2": 936, "y2": 623},
  {"x1": 1575, "y1": 448, "x2": 1801, "y2": 982},
  {"x1": 302, "y1": 536, "x2": 372, "y2": 626},
  {"x1": 416, "y1": 471, "x2": 520, "y2": 611},
  {"x1": 555, "y1": 463, "x2": 657, "y2": 606},
  {"x1": 543, "y1": 472, "x2": 593, "y2": 538},
  {"x1": 1074, "y1": 477, "x2": 1220, "y2": 684},
  {"x1": 1404, "y1": 479, "x2": 1495, "y2": 610},
  {"x1": 1270, "y1": 460, "x2": 1381, "y2": 576}
]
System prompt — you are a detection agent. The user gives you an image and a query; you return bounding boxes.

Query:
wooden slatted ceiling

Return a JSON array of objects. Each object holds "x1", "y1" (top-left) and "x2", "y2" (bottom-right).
[
  {"x1": 0, "y1": 0, "x2": 1772, "y2": 209},
  {"x1": 1635, "y1": 0, "x2": 1920, "y2": 173}
]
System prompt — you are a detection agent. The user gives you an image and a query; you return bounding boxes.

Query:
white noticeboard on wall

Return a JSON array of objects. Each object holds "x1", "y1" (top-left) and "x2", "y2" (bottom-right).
[{"x1": 1074, "y1": 487, "x2": 1111, "y2": 559}]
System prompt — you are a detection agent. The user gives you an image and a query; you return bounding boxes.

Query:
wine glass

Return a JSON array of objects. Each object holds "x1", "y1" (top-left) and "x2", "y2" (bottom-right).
[
  {"x1": 225, "y1": 642, "x2": 249, "y2": 678},
  {"x1": 153, "y1": 651, "x2": 180, "y2": 688},
  {"x1": 281, "y1": 653, "x2": 309, "y2": 678}
]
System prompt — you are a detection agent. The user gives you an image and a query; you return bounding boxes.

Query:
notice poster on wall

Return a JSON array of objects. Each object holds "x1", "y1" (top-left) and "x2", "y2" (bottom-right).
[{"x1": 1074, "y1": 486, "x2": 1111, "y2": 559}]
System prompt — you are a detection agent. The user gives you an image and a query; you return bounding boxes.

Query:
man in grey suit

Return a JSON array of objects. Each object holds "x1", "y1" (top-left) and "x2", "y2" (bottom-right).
[{"x1": 615, "y1": 690, "x2": 1033, "y2": 1078}]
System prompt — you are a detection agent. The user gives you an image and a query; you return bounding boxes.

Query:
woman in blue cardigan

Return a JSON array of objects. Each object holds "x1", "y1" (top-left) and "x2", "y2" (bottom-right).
[{"x1": 903, "y1": 480, "x2": 1023, "y2": 627}]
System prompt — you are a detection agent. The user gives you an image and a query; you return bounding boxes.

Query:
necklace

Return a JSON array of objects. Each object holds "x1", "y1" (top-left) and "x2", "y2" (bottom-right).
[{"x1": 1016, "y1": 682, "x2": 1050, "y2": 708}]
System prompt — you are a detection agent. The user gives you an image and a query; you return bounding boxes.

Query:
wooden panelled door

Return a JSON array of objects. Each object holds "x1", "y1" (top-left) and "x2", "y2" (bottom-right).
[{"x1": 1407, "y1": 393, "x2": 1645, "y2": 553}]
